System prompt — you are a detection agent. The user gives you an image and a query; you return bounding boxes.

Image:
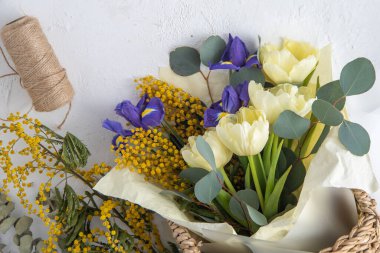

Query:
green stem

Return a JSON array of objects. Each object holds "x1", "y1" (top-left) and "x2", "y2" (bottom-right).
[
  {"x1": 219, "y1": 167, "x2": 236, "y2": 194},
  {"x1": 244, "y1": 165, "x2": 251, "y2": 189},
  {"x1": 248, "y1": 155, "x2": 265, "y2": 210}
]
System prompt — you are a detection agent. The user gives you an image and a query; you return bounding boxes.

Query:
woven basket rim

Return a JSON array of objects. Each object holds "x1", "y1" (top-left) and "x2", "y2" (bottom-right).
[{"x1": 169, "y1": 189, "x2": 380, "y2": 253}]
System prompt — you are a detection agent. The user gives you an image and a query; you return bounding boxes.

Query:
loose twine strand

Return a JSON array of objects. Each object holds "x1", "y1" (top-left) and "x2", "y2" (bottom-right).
[{"x1": 0, "y1": 16, "x2": 74, "y2": 129}]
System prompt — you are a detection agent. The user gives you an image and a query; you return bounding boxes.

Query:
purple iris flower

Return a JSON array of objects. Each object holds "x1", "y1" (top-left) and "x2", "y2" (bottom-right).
[
  {"x1": 204, "y1": 83, "x2": 249, "y2": 128},
  {"x1": 115, "y1": 94, "x2": 165, "y2": 130},
  {"x1": 102, "y1": 119, "x2": 132, "y2": 146},
  {"x1": 210, "y1": 34, "x2": 259, "y2": 71}
]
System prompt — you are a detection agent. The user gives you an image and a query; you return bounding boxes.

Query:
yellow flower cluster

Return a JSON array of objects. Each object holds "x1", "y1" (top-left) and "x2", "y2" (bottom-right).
[
  {"x1": 114, "y1": 128, "x2": 187, "y2": 190},
  {"x1": 124, "y1": 202, "x2": 164, "y2": 253},
  {"x1": 136, "y1": 76, "x2": 206, "y2": 139},
  {"x1": 0, "y1": 113, "x2": 163, "y2": 252}
]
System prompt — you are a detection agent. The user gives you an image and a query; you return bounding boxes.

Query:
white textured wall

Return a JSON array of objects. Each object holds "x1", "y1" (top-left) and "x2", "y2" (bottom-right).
[{"x1": 0, "y1": 0, "x2": 380, "y2": 251}]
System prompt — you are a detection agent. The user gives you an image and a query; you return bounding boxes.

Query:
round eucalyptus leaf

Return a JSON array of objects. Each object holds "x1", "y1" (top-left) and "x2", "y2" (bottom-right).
[
  {"x1": 19, "y1": 234, "x2": 33, "y2": 253},
  {"x1": 340, "y1": 57, "x2": 376, "y2": 96},
  {"x1": 317, "y1": 80, "x2": 346, "y2": 110},
  {"x1": 194, "y1": 171, "x2": 222, "y2": 204},
  {"x1": 229, "y1": 196, "x2": 246, "y2": 222},
  {"x1": 235, "y1": 189, "x2": 259, "y2": 210},
  {"x1": 179, "y1": 167, "x2": 209, "y2": 184},
  {"x1": 339, "y1": 120, "x2": 370, "y2": 156},
  {"x1": 0, "y1": 216, "x2": 17, "y2": 234},
  {"x1": 196, "y1": 136, "x2": 216, "y2": 170},
  {"x1": 200, "y1": 35, "x2": 226, "y2": 66},
  {"x1": 312, "y1": 99, "x2": 344, "y2": 126},
  {"x1": 246, "y1": 205, "x2": 268, "y2": 226},
  {"x1": 170, "y1": 47, "x2": 201, "y2": 76},
  {"x1": 273, "y1": 110, "x2": 310, "y2": 139},
  {"x1": 0, "y1": 202, "x2": 15, "y2": 220},
  {"x1": 230, "y1": 68, "x2": 265, "y2": 85}
]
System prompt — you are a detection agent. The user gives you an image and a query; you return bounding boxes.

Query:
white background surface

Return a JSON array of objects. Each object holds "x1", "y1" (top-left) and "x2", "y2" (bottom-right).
[{"x1": 0, "y1": 0, "x2": 380, "y2": 251}]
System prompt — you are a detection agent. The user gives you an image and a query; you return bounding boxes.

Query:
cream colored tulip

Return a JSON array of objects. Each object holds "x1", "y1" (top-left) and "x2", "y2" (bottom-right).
[
  {"x1": 248, "y1": 81, "x2": 315, "y2": 124},
  {"x1": 260, "y1": 39, "x2": 319, "y2": 84},
  {"x1": 216, "y1": 107, "x2": 269, "y2": 156},
  {"x1": 181, "y1": 130, "x2": 232, "y2": 171}
]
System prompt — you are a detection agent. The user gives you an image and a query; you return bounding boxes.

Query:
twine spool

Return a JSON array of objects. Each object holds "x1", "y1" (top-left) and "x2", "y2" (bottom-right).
[{"x1": 1, "y1": 16, "x2": 74, "y2": 112}]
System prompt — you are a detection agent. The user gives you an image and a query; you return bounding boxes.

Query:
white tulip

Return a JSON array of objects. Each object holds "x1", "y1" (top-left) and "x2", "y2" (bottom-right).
[
  {"x1": 181, "y1": 129, "x2": 232, "y2": 171},
  {"x1": 248, "y1": 81, "x2": 315, "y2": 124},
  {"x1": 260, "y1": 39, "x2": 319, "y2": 84},
  {"x1": 216, "y1": 107, "x2": 269, "y2": 156}
]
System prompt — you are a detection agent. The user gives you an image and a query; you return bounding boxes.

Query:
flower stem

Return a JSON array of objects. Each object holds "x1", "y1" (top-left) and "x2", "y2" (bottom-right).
[
  {"x1": 219, "y1": 167, "x2": 236, "y2": 194},
  {"x1": 248, "y1": 155, "x2": 265, "y2": 210}
]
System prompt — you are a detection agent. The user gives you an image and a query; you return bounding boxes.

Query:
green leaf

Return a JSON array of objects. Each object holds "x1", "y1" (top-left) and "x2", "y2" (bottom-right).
[
  {"x1": 229, "y1": 196, "x2": 248, "y2": 225},
  {"x1": 62, "y1": 132, "x2": 91, "y2": 169},
  {"x1": 235, "y1": 189, "x2": 260, "y2": 210},
  {"x1": 302, "y1": 68, "x2": 316, "y2": 87},
  {"x1": 179, "y1": 167, "x2": 209, "y2": 184},
  {"x1": 195, "y1": 136, "x2": 216, "y2": 170},
  {"x1": 169, "y1": 47, "x2": 201, "y2": 76},
  {"x1": 246, "y1": 205, "x2": 268, "y2": 226},
  {"x1": 230, "y1": 68, "x2": 265, "y2": 85},
  {"x1": 317, "y1": 80, "x2": 346, "y2": 110},
  {"x1": 0, "y1": 202, "x2": 15, "y2": 220},
  {"x1": 339, "y1": 120, "x2": 370, "y2": 156},
  {"x1": 194, "y1": 171, "x2": 222, "y2": 204},
  {"x1": 0, "y1": 216, "x2": 17, "y2": 234},
  {"x1": 311, "y1": 125, "x2": 330, "y2": 154},
  {"x1": 200, "y1": 35, "x2": 226, "y2": 66},
  {"x1": 340, "y1": 57, "x2": 376, "y2": 96},
  {"x1": 264, "y1": 166, "x2": 291, "y2": 219},
  {"x1": 15, "y1": 216, "x2": 33, "y2": 235},
  {"x1": 284, "y1": 159, "x2": 306, "y2": 193},
  {"x1": 312, "y1": 99, "x2": 344, "y2": 126},
  {"x1": 19, "y1": 234, "x2": 33, "y2": 253},
  {"x1": 273, "y1": 110, "x2": 310, "y2": 139}
]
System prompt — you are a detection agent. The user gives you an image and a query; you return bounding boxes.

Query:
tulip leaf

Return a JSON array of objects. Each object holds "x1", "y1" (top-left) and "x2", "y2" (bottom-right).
[
  {"x1": 194, "y1": 171, "x2": 222, "y2": 204},
  {"x1": 170, "y1": 47, "x2": 201, "y2": 76},
  {"x1": 200, "y1": 35, "x2": 226, "y2": 66},
  {"x1": 310, "y1": 125, "x2": 330, "y2": 154},
  {"x1": 230, "y1": 68, "x2": 265, "y2": 86},
  {"x1": 317, "y1": 80, "x2": 346, "y2": 110},
  {"x1": 273, "y1": 110, "x2": 310, "y2": 139},
  {"x1": 312, "y1": 99, "x2": 344, "y2": 126},
  {"x1": 338, "y1": 120, "x2": 370, "y2": 156},
  {"x1": 340, "y1": 57, "x2": 376, "y2": 96},
  {"x1": 264, "y1": 166, "x2": 291, "y2": 219},
  {"x1": 195, "y1": 136, "x2": 216, "y2": 170},
  {"x1": 284, "y1": 159, "x2": 306, "y2": 193},
  {"x1": 179, "y1": 167, "x2": 209, "y2": 184}
]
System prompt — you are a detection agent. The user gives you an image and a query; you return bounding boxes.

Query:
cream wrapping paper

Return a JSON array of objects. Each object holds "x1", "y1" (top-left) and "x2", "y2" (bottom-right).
[{"x1": 94, "y1": 45, "x2": 379, "y2": 252}]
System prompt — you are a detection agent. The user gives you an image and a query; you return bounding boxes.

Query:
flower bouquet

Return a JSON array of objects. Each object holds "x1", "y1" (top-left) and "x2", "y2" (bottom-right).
[{"x1": 94, "y1": 35, "x2": 379, "y2": 252}]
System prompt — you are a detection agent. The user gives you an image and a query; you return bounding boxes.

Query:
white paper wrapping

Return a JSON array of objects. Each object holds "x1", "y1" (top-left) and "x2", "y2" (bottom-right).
[{"x1": 94, "y1": 45, "x2": 379, "y2": 252}]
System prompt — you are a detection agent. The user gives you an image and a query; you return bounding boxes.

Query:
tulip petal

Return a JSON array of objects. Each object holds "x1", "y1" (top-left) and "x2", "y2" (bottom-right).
[
  {"x1": 263, "y1": 63, "x2": 290, "y2": 84},
  {"x1": 283, "y1": 39, "x2": 318, "y2": 61},
  {"x1": 222, "y1": 86, "x2": 240, "y2": 113},
  {"x1": 115, "y1": 100, "x2": 143, "y2": 128},
  {"x1": 141, "y1": 97, "x2": 165, "y2": 128},
  {"x1": 289, "y1": 56, "x2": 318, "y2": 83}
]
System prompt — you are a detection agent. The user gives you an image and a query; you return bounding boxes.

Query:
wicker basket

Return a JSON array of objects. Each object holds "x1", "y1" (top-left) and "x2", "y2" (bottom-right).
[{"x1": 169, "y1": 189, "x2": 380, "y2": 253}]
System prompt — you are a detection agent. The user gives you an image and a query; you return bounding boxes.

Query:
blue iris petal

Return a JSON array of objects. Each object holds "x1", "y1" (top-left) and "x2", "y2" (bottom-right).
[
  {"x1": 235, "y1": 81, "x2": 250, "y2": 107},
  {"x1": 141, "y1": 97, "x2": 165, "y2": 129},
  {"x1": 115, "y1": 100, "x2": 143, "y2": 128},
  {"x1": 136, "y1": 94, "x2": 149, "y2": 113},
  {"x1": 102, "y1": 119, "x2": 132, "y2": 137},
  {"x1": 222, "y1": 86, "x2": 240, "y2": 113},
  {"x1": 221, "y1": 34, "x2": 233, "y2": 62},
  {"x1": 210, "y1": 61, "x2": 240, "y2": 70},
  {"x1": 245, "y1": 54, "x2": 260, "y2": 68},
  {"x1": 204, "y1": 107, "x2": 224, "y2": 128},
  {"x1": 229, "y1": 36, "x2": 249, "y2": 67}
]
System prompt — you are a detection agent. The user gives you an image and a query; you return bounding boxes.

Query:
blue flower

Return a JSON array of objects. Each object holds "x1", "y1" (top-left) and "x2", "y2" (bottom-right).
[
  {"x1": 210, "y1": 34, "x2": 259, "y2": 71},
  {"x1": 115, "y1": 94, "x2": 165, "y2": 130},
  {"x1": 102, "y1": 119, "x2": 132, "y2": 147},
  {"x1": 204, "y1": 83, "x2": 249, "y2": 127}
]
